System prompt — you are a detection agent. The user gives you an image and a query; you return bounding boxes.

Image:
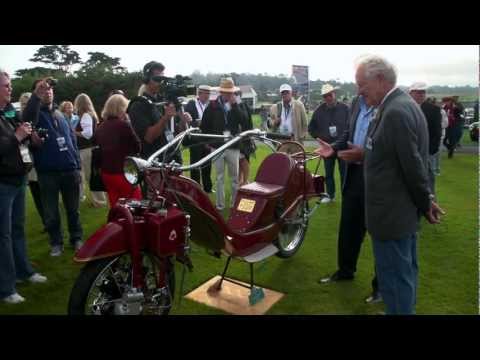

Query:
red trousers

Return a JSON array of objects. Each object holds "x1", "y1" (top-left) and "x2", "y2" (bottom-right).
[{"x1": 101, "y1": 172, "x2": 142, "y2": 207}]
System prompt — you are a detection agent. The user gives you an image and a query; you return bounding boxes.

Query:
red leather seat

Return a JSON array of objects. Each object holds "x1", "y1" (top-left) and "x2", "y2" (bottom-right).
[
  {"x1": 239, "y1": 153, "x2": 294, "y2": 196},
  {"x1": 240, "y1": 182, "x2": 284, "y2": 196}
]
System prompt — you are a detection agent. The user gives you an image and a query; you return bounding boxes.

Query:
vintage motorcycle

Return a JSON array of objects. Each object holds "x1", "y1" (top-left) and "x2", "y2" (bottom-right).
[{"x1": 67, "y1": 128, "x2": 326, "y2": 315}]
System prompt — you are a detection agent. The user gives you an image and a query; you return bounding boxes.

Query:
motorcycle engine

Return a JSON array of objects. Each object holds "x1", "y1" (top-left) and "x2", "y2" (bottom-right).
[{"x1": 113, "y1": 288, "x2": 145, "y2": 315}]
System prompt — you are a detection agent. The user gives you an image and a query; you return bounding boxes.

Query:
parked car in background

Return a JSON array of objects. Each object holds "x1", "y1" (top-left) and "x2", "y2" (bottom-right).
[
  {"x1": 469, "y1": 122, "x2": 478, "y2": 142},
  {"x1": 464, "y1": 108, "x2": 474, "y2": 125}
]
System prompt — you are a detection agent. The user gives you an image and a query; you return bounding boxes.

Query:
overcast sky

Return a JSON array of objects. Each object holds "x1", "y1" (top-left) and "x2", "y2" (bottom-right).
[{"x1": 0, "y1": 45, "x2": 478, "y2": 87}]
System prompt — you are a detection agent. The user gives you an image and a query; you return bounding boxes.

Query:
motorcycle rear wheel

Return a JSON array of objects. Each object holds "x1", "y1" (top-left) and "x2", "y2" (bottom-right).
[
  {"x1": 68, "y1": 253, "x2": 175, "y2": 315},
  {"x1": 275, "y1": 200, "x2": 309, "y2": 258}
]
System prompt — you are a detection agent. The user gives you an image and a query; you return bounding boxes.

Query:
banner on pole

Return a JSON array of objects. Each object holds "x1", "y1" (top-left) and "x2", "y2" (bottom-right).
[
  {"x1": 292, "y1": 65, "x2": 309, "y2": 94},
  {"x1": 292, "y1": 65, "x2": 309, "y2": 84}
]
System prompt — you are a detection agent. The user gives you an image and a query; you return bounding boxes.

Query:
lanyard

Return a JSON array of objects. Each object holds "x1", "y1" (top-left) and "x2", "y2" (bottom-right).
[
  {"x1": 197, "y1": 99, "x2": 205, "y2": 114},
  {"x1": 283, "y1": 103, "x2": 291, "y2": 119},
  {"x1": 218, "y1": 98, "x2": 229, "y2": 126}
]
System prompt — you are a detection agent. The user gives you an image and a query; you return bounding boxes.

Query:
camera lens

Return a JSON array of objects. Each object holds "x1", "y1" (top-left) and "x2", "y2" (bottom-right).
[{"x1": 151, "y1": 75, "x2": 166, "y2": 83}]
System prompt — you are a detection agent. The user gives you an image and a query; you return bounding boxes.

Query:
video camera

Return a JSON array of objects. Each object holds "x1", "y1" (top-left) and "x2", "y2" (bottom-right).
[
  {"x1": 45, "y1": 78, "x2": 57, "y2": 87},
  {"x1": 151, "y1": 75, "x2": 197, "y2": 111}
]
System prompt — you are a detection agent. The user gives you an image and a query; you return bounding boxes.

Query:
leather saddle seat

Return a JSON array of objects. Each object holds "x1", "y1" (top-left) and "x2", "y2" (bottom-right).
[{"x1": 239, "y1": 152, "x2": 295, "y2": 197}]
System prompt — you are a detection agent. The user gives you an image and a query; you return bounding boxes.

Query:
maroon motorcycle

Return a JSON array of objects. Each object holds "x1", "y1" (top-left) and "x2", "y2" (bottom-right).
[{"x1": 68, "y1": 128, "x2": 326, "y2": 315}]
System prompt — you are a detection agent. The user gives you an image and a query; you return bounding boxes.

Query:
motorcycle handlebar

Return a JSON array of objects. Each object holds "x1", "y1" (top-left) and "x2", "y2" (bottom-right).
[
  {"x1": 144, "y1": 128, "x2": 294, "y2": 173},
  {"x1": 263, "y1": 132, "x2": 293, "y2": 141}
]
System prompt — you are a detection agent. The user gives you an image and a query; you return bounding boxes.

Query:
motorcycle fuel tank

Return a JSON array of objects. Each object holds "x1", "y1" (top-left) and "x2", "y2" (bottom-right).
[{"x1": 145, "y1": 207, "x2": 188, "y2": 256}]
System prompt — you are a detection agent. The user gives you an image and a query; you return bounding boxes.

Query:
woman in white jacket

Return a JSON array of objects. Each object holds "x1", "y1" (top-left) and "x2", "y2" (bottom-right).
[{"x1": 73, "y1": 93, "x2": 107, "y2": 207}]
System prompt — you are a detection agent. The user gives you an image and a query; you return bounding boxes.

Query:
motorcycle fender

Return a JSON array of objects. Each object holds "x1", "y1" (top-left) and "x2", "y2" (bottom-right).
[{"x1": 74, "y1": 221, "x2": 128, "y2": 263}]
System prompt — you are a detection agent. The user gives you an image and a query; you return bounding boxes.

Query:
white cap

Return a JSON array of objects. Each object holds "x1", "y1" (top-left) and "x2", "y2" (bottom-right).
[
  {"x1": 409, "y1": 82, "x2": 428, "y2": 91},
  {"x1": 279, "y1": 84, "x2": 292, "y2": 93},
  {"x1": 198, "y1": 85, "x2": 211, "y2": 92}
]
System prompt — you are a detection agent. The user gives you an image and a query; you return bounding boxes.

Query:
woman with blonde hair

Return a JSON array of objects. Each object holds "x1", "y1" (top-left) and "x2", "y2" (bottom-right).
[
  {"x1": 94, "y1": 94, "x2": 142, "y2": 207},
  {"x1": 59, "y1": 101, "x2": 79, "y2": 129},
  {"x1": 73, "y1": 93, "x2": 107, "y2": 207},
  {"x1": 18, "y1": 92, "x2": 32, "y2": 116}
]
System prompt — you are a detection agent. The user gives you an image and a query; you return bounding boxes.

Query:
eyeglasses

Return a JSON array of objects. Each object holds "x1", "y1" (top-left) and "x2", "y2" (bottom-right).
[{"x1": 323, "y1": 93, "x2": 333, "y2": 99}]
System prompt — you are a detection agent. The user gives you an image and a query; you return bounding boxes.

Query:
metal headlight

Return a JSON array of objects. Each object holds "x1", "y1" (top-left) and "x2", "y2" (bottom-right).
[{"x1": 124, "y1": 157, "x2": 149, "y2": 186}]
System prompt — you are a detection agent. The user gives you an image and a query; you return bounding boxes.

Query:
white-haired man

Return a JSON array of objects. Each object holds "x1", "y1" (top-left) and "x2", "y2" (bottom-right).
[{"x1": 318, "y1": 55, "x2": 445, "y2": 314}]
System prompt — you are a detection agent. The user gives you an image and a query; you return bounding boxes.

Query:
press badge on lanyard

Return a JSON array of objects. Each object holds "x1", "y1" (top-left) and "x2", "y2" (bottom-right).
[
  {"x1": 165, "y1": 117, "x2": 175, "y2": 142},
  {"x1": 19, "y1": 144, "x2": 32, "y2": 164},
  {"x1": 56, "y1": 137, "x2": 68, "y2": 152},
  {"x1": 329, "y1": 126, "x2": 337, "y2": 137}
]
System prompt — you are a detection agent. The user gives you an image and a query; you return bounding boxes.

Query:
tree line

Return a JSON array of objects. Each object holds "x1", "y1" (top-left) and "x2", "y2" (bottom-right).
[{"x1": 11, "y1": 45, "x2": 479, "y2": 112}]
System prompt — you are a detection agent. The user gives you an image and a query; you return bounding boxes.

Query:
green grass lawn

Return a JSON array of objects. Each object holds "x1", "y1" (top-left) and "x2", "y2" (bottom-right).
[{"x1": 0, "y1": 146, "x2": 477, "y2": 315}]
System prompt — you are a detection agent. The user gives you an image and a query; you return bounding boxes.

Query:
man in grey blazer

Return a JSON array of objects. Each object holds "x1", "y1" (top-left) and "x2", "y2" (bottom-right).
[{"x1": 354, "y1": 55, "x2": 444, "y2": 314}]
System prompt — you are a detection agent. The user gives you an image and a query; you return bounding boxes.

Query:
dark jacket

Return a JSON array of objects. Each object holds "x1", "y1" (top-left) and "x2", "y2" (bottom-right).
[
  {"x1": 308, "y1": 102, "x2": 349, "y2": 143},
  {"x1": 421, "y1": 101, "x2": 442, "y2": 155},
  {"x1": 364, "y1": 88, "x2": 431, "y2": 241},
  {"x1": 330, "y1": 96, "x2": 364, "y2": 193},
  {"x1": 200, "y1": 97, "x2": 249, "y2": 149},
  {"x1": 94, "y1": 117, "x2": 141, "y2": 174},
  {"x1": 184, "y1": 99, "x2": 202, "y2": 128},
  {"x1": 23, "y1": 94, "x2": 81, "y2": 174},
  {"x1": 0, "y1": 103, "x2": 30, "y2": 185},
  {"x1": 331, "y1": 96, "x2": 361, "y2": 152},
  {"x1": 184, "y1": 99, "x2": 205, "y2": 149},
  {"x1": 75, "y1": 113, "x2": 97, "y2": 150}
]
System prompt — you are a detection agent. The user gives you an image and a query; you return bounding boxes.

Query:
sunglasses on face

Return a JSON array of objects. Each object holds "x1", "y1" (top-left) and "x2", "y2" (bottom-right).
[{"x1": 323, "y1": 93, "x2": 333, "y2": 99}]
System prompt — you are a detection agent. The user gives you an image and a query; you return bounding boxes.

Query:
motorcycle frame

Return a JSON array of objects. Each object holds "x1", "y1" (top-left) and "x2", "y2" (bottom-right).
[{"x1": 75, "y1": 128, "x2": 325, "y2": 292}]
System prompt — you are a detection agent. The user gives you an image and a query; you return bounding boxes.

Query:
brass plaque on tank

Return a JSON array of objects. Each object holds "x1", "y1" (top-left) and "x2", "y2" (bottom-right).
[{"x1": 237, "y1": 198, "x2": 256, "y2": 213}]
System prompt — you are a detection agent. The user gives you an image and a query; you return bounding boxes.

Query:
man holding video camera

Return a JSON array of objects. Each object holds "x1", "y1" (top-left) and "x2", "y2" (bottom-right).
[{"x1": 128, "y1": 61, "x2": 193, "y2": 163}]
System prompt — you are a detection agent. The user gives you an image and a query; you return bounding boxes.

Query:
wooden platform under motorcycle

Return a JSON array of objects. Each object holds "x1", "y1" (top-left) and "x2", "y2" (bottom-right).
[{"x1": 184, "y1": 275, "x2": 284, "y2": 315}]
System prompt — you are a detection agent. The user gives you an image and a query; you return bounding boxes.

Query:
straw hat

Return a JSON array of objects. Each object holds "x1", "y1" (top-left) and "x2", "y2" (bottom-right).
[
  {"x1": 321, "y1": 83, "x2": 340, "y2": 96},
  {"x1": 198, "y1": 85, "x2": 211, "y2": 93},
  {"x1": 218, "y1": 78, "x2": 239, "y2": 93}
]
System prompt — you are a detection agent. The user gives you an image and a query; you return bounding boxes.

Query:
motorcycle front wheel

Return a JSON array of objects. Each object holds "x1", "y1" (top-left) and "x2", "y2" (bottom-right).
[
  {"x1": 275, "y1": 200, "x2": 309, "y2": 258},
  {"x1": 68, "y1": 253, "x2": 175, "y2": 315}
]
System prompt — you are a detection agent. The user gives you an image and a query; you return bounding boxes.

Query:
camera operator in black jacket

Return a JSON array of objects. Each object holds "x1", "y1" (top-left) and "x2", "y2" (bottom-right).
[{"x1": 127, "y1": 61, "x2": 192, "y2": 162}]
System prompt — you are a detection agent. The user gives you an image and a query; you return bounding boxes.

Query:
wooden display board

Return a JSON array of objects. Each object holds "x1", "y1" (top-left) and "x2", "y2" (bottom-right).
[{"x1": 185, "y1": 275, "x2": 284, "y2": 315}]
